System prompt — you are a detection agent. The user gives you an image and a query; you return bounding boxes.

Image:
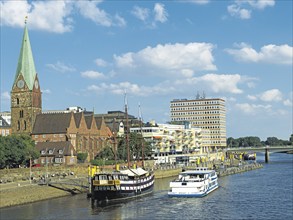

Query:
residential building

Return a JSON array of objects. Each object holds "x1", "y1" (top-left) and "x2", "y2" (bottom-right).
[
  {"x1": 170, "y1": 98, "x2": 227, "y2": 150},
  {"x1": 0, "y1": 112, "x2": 11, "y2": 125},
  {"x1": 130, "y1": 121, "x2": 207, "y2": 164},
  {"x1": 35, "y1": 141, "x2": 77, "y2": 166},
  {"x1": 0, "y1": 115, "x2": 11, "y2": 136}
]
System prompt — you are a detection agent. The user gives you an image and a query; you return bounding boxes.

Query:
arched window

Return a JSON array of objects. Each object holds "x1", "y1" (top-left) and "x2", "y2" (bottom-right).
[
  {"x1": 24, "y1": 121, "x2": 27, "y2": 130},
  {"x1": 19, "y1": 110, "x2": 24, "y2": 118},
  {"x1": 17, "y1": 98, "x2": 19, "y2": 105},
  {"x1": 17, "y1": 121, "x2": 20, "y2": 130}
]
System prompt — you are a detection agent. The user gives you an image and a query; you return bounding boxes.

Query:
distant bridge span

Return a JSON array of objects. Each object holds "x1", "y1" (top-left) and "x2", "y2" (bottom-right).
[{"x1": 225, "y1": 145, "x2": 293, "y2": 163}]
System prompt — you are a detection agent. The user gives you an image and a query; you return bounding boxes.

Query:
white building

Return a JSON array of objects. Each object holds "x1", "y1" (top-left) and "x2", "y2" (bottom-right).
[
  {"x1": 130, "y1": 121, "x2": 209, "y2": 164},
  {"x1": 170, "y1": 98, "x2": 227, "y2": 150}
]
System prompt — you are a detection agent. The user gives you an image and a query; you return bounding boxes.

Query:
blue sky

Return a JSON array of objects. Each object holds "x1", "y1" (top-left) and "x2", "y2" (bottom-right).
[{"x1": 0, "y1": 0, "x2": 292, "y2": 141}]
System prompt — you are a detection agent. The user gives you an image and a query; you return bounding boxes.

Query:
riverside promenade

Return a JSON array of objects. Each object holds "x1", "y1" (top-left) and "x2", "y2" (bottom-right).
[{"x1": 0, "y1": 160, "x2": 262, "y2": 208}]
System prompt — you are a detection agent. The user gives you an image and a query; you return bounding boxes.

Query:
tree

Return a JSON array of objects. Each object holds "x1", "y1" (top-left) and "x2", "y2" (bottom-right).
[
  {"x1": 117, "y1": 132, "x2": 152, "y2": 162},
  {"x1": 0, "y1": 135, "x2": 39, "y2": 169},
  {"x1": 77, "y1": 152, "x2": 88, "y2": 162}
]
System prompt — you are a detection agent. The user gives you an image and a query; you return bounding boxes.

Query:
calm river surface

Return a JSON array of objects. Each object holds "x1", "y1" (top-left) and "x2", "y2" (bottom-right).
[{"x1": 1, "y1": 153, "x2": 292, "y2": 220}]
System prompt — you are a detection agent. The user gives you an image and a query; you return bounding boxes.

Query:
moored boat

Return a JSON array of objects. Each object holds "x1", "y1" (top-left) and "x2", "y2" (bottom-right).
[
  {"x1": 90, "y1": 166, "x2": 154, "y2": 203},
  {"x1": 90, "y1": 92, "x2": 155, "y2": 204},
  {"x1": 168, "y1": 167, "x2": 218, "y2": 197},
  {"x1": 243, "y1": 152, "x2": 256, "y2": 160}
]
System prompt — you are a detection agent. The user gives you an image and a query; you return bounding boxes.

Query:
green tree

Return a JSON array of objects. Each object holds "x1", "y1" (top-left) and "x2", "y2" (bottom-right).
[
  {"x1": 117, "y1": 132, "x2": 152, "y2": 162},
  {"x1": 77, "y1": 152, "x2": 88, "y2": 162},
  {"x1": 0, "y1": 135, "x2": 39, "y2": 169}
]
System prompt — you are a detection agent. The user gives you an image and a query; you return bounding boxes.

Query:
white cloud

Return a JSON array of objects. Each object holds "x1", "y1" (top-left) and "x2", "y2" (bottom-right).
[
  {"x1": 131, "y1": 6, "x2": 149, "y2": 21},
  {"x1": 81, "y1": 71, "x2": 106, "y2": 79},
  {"x1": 75, "y1": 1, "x2": 126, "y2": 27},
  {"x1": 259, "y1": 89, "x2": 282, "y2": 102},
  {"x1": 153, "y1": 3, "x2": 168, "y2": 23},
  {"x1": 46, "y1": 62, "x2": 76, "y2": 73},
  {"x1": 183, "y1": 0, "x2": 210, "y2": 5},
  {"x1": 225, "y1": 43, "x2": 293, "y2": 65},
  {"x1": 227, "y1": 5, "x2": 251, "y2": 19},
  {"x1": 0, "y1": 1, "x2": 73, "y2": 33},
  {"x1": 235, "y1": 103, "x2": 272, "y2": 115},
  {"x1": 239, "y1": 0, "x2": 275, "y2": 10},
  {"x1": 95, "y1": 58, "x2": 108, "y2": 67},
  {"x1": 198, "y1": 74, "x2": 243, "y2": 94},
  {"x1": 113, "y1": 42, "x2": 216, "y2": 77},
  {"x1": 247, "y1": 95, "x2": 257, "y2": 101},
  {"x1": 0, "y1": 1, "x2": 127, "y2": 32},
  {"x1": 283, "y1": 99, "x2": 292, "y2": 107},
  {"x1": 228, "y1": 0, "x2": 275, "y2": 19}
]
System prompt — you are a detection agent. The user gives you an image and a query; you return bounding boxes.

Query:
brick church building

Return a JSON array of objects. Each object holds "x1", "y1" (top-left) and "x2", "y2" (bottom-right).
[{"x1": 10, "y1": 24, "x2": 113, "y2": 165}]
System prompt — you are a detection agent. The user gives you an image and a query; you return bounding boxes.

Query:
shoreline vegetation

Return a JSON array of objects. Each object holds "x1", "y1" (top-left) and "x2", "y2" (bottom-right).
[{"x1": 0, "y1": 161, "x2": 262, "y2": 209}]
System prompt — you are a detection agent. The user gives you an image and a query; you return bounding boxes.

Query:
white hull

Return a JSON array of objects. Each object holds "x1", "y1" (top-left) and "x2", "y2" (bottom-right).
[{"x1": 168, "y1": 168, "x2": 218, "y2": 198}]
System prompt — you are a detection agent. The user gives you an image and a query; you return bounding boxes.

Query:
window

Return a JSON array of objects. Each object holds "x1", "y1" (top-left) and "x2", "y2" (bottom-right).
[
  {"x1": 17, "y1": 98, "x2": 19, "y2": 105},
  {"x1": 17, "y1": 121, "x2": 20, "y2": 130},
  {"x1": 24, "y1": 121, "x2": 26, "y2": 130},
  {"x1": 59, "y1": 150, "x2": 63, "y2": 154},
  {"x1": 41, "y1": 150, "x2": 45, "y2": 155},
  {"x1": 49, "y1": 150, "x2": 53, "y2": 154}
]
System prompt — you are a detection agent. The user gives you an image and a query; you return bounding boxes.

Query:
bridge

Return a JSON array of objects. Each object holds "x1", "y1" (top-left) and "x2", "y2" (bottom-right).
[{"x1": 225, "y1": 145, "x2": 293, "y2": 163}]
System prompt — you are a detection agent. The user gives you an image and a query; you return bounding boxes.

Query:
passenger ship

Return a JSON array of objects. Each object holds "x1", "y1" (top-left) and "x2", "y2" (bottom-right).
[
  {"x1": 90, "y1": 93, "x2": 155, "y2": 203},
  {"x1": 168, "y1": 167, "x2": 218, "y2": 197},
  {"x1": 90, "y1": 166, "x2": 154, "y2": 203}
]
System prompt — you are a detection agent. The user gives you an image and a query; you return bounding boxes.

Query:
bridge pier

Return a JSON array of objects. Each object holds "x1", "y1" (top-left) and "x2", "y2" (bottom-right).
[{"x1": 265, "y1": 148, "x2": 270, "y2": 163}]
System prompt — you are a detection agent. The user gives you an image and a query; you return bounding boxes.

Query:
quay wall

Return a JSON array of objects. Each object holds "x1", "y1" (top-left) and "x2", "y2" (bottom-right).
[{"x1": 0, "y1": 161, "x2": 262, "y2": 208}]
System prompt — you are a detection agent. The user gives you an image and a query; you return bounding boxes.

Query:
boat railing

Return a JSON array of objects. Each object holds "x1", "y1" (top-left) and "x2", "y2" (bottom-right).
[{"x1": 93, "y1": 179, "x2": 120, "y2": 186}]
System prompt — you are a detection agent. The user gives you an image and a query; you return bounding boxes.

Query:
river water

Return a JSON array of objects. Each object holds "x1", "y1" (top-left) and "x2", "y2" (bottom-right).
[{"x1": 1, "y1": 153, "x2": 292, "y2": 220}]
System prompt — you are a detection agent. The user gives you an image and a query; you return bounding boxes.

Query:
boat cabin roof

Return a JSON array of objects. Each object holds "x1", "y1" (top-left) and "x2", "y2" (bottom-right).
[
  {"x1": 120, "y1": 167, "x2": 148, "y2": 177},
  {"x1": 181, "y1": 168, "x2": 214, "y2": 175}
]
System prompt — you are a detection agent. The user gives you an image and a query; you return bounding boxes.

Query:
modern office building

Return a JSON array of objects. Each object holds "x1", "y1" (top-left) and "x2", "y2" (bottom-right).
[{"x1": 170, "y1": 98, "x2": 227, "y2": 150}]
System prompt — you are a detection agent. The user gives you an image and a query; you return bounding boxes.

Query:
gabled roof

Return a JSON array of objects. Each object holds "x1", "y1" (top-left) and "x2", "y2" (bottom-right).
[
  {"x1": 94, "y1": 116, "x2": 103, "y2": 129},
  {"x1": 13, "y1": 25, "x2": 37, "y2": 90},
  {"x1": 32, "y1": 113, "x2": 72, "y2": 134},
  {"x1": 84, "y1": 114, "x2": 93, "y2": 129},
  {"x1": 0, "y1": 116, "x2": 10, "y2": 128},
  {"x1": 73, "y1": 112, "x2": 82, "y2": 128},
  {"x1": 36, "y1": 141, "x2": 76, "y2": 156}
]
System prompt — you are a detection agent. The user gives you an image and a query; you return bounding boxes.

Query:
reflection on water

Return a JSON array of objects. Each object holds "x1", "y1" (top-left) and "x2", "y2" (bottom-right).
[{"x1": 1, "y1": 153, "x2": 292, "y2": 220}]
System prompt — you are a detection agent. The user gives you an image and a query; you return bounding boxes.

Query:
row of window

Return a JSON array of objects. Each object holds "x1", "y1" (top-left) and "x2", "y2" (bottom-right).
[
  {"x1": 41, "y1": 158, "x2": 63, "y2": 163},
  {"x1": 41, "y1": 149, "x2": 63, "y2": 155},
  {"x1": 171, "y1": 110, "x2": 225, "y2": 115},
  {"x1": 171, "y1": 100, "x2": 224, "y2": 106},
  {"x1": 171, "y1": 105, "x2": 224, "y2": 111}
]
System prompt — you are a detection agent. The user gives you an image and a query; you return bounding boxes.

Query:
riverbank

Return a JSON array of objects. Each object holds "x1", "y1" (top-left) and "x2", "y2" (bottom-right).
[{"x1": 0, "y1": 162, "x2": 262, "y2": 208}]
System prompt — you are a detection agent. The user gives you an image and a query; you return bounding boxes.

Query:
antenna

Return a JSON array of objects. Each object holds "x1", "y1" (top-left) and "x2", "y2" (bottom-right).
[
  {"x1": 138, "y1": 103, "x2": 145, "y2": 168},
  {"x1": 124, "y1": 91, "x2": 130, "y2": 168}
]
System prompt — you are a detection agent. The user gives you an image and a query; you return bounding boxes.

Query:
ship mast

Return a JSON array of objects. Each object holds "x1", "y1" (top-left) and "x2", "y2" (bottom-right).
[
  {"x1": 138, "y1": 103, "x2": 145, "y2": 168},
  {"x1": 124, "y1": 91, "x2": 131, "y2": 168}
]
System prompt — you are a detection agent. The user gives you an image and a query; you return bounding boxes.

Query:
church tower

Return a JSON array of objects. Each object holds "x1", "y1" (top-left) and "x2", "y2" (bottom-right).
[{"x1": 11, "y1": 24, "x2": 42, "y2": 135}]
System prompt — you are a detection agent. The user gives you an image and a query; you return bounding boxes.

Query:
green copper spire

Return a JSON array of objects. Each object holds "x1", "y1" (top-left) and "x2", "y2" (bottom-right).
[{"x1": 14, "y1": 25, "x2": 37, "y2": 90}]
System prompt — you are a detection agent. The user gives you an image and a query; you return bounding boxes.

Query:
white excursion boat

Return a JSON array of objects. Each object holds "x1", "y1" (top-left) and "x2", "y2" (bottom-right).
[{"x1": 168, "y1": 167, "x2": 218, "y2": 197}]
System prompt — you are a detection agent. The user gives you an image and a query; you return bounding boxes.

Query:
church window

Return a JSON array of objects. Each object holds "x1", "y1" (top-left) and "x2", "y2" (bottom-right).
[
  {"x1": 17, "y1": 98, "x2": 19, "y2": 105},
  {"x1": 24, "y1": 121, "x2": 27, "y2": 130},
  {"x1": 19, "y1": 110, "x2": 24, "y2": 118},
  {"x1": 17, "y1": 121, "x2": 20, "y2": 130}
]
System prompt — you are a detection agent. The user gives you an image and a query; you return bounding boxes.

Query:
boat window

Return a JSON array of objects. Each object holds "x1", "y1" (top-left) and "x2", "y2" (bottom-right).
[{"x1": 99, "y1": 175, "x2": 107, "y2": 180}]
